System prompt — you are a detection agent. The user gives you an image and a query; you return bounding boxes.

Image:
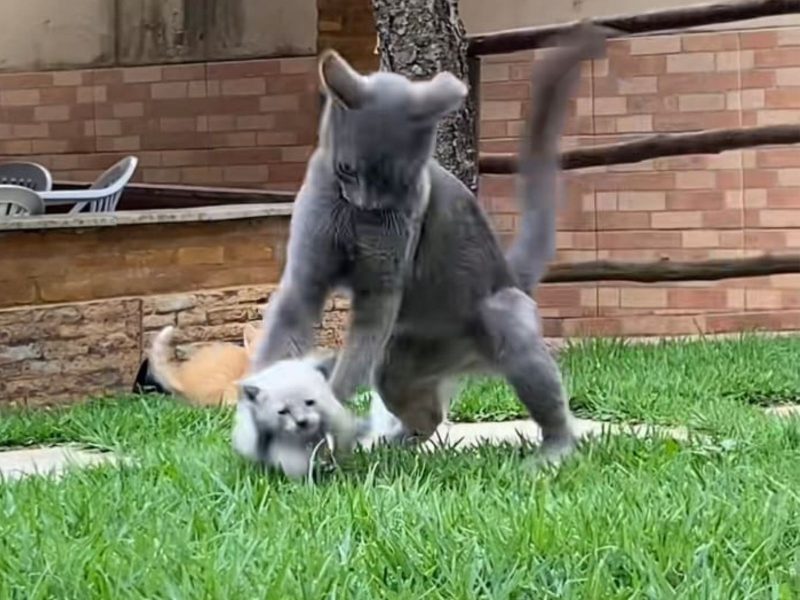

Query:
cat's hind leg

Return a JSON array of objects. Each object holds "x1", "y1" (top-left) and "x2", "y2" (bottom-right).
[{"x1": 479, "y1": 287, "x2": 577, "y2": 465}]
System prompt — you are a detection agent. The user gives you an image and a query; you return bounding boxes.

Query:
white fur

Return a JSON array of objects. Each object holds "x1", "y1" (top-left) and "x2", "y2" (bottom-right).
[{"x1": 231, "y1": 357, "x2": 358, "y2": 479}]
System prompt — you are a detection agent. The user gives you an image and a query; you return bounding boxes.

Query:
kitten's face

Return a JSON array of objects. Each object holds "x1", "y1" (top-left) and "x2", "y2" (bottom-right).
[
  {"x1": 238, "y1": 359, "x2": 334, "y2": 444},
  {"x1": 319, "y1": 50, "x2": 467, "y2": 210}
]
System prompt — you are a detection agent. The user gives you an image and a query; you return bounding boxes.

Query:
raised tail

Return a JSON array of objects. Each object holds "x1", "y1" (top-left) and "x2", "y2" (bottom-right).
[
  {"x1": 147, "y1": 326, "x2": 185, "y2": 395},
  {"x1": 506, "y1": 24, "x2": 609, "y2": 291}
]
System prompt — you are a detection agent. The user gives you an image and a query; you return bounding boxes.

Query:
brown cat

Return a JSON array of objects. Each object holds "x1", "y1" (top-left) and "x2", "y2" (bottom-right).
[{"x1": 148, "y1": 323, "x2": 262, "y2": 407}]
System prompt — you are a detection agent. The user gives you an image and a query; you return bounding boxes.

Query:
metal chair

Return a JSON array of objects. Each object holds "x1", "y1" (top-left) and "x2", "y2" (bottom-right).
[
  {"x1": 0, "y1": 185, "x2": 45, "y2": 217},
  {"x1": 41, "y1": 156, "x2": 138, "y2": 214},
  {"x1": 0, "y1": 161, "x2": 53, "y2": 192}
]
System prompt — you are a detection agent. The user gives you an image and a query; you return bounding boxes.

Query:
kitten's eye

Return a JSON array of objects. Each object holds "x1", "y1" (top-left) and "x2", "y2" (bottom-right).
[
  {"x1": 277, "y1": 408, "x2": 289, "y2": 416},
  {"x1": 304, "y1": 399, "x2": 316, "y2": 407}
]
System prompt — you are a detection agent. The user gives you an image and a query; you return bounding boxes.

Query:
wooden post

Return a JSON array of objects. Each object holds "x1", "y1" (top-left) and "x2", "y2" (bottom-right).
[
  {"x1": 469, "y1": 0, "x2": 800, "y2": 56},
  {"x1": 480, "y1": 124, "x2": 800, "y2": 174},
  {"x1": 372, "y1": 0, "x2": 478, "y2": 193}
]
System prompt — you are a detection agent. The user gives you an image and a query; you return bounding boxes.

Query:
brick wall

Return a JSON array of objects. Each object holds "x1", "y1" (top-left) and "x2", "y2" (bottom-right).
[
  {"x1": 0, "y1": 57, "x2": 319, "y2": 191},
  {"x1": 479, "y1": 28, "x2": 800, "y2": 336},
  {"x1": 1, "y1": 26, "x2": 799, "y2": 350}
]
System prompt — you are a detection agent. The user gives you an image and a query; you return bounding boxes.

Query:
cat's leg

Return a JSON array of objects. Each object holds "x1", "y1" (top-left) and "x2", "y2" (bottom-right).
[
  {"x1": 479, "y1": 287, "x2": 577, "y2": 465},
  {"x1": 373, "y1": 337, "x2": 461, "y2": 444}
]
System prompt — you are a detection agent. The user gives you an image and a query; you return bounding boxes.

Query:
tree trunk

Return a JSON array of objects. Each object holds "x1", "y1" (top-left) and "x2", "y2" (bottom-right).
[{"x1": 371, "y1": 0, "x2": 478, "y2": 193}]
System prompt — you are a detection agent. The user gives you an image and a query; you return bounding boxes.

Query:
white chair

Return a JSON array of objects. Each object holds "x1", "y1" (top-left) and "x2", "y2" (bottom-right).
[
  {"x1": 0, "y1": 161, "x2": 53, "y2": 192},
  {"x1": 41, "y1": 156, "x2": 138, "y2": 214},
  {"x1": 0, "y1": 185, "x2": 45, "y2": 217}
]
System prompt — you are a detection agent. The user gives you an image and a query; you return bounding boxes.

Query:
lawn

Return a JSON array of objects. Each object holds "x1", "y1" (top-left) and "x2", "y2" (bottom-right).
[{"x1": 1, "y1": 335, "x2": 799, "y2": 598}]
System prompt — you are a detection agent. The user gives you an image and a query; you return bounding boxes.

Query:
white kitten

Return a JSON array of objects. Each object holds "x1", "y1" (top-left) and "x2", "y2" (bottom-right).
[{"x1": 232, "y1": 355, "x2": 359, "y2": 480}]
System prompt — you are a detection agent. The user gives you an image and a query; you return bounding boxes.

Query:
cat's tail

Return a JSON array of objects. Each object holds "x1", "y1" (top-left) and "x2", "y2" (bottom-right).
[
  {"x1": 506, "y1": 24, "x2": 609, "y2": 292},
  {"x1": 148, "y1": 326, "x2": 186, "y2": 395}
]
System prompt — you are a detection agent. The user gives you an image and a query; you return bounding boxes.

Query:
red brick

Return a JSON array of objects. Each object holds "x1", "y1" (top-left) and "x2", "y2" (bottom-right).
[
  {"x1": 682, "y1": 33, "x2": 739, "y2": 52},
  {"x1": 161, "y1": 64, "x2": 206, "y2": 82},
  {"x1": 257, "y1": 131, "x2": 299, "y2": 146},
  {"x1": 260, "y1": 94, "x2": 302, "y2": 112},
  {"x1": 207, "y1": 148, "x2": 282, "y2": 166},
  {"x1": 482, "y1": 82, "x2": 531, "y2": 101},
  {"x1": 235, "y1": 115, "x2": 276, "y2": 131},
  {"x1": 123, "y1": 66, "x2": 163, "y2": 83},
  {"x1": 34, "y1": 105, "x2": 71, "y2": 122},
  {"x1": 151, "y1": 82, "x2": 188, "y2": 99},
  {"x1": 653, "y1": 111, "x2": 739, "y2": 132},
  {"x1": 597, "y1": 211, "x2": 650, "y2": 230},
  {"x1": 1, "y1": 89, "x2": 40, "y2": 106},
  {"x1": 0, "y1": 72, "x2": 54, "y2": 89},
  {"x1": 207, "y1": 60, "x2": 280, "y2": 80},
  {"x1": 221, "y1": 78, "x2": 267, "y2": 97},
  {"x1": 223, "y1": 165, "x2": 270, "y2": 184},
  {"x1": 598, "y1": 231, "x2": 682, "y2": 249},
  {"x1": 265, "y1": 74, "x2": 316, "y2": 95},
  {"x1": 658, "y1": 73, "x2": 739, "y2": 94},
  {"x1": 740, "y1": 31, "x2": 778, "y2": 49},
  {"x1": 210, "y1": 132, "x2": 258, "y2": 148}
]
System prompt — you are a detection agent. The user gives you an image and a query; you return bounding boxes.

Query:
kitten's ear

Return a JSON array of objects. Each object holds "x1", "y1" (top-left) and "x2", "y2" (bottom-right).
[
  {"x1": 319, "y1": 49, "x2": 367, "y2": 109},
  {"x1": 241, "y1": 384, "x2": 260, "y2": 403},
  {"x1": 242, "y1": 323, "x2": 260, "y2": 351},
  {"x1": 303, "y1": 351, "x2": 338, "y2": 380},
  {"x1": 412, "y1": 72, "x2": 467, "y2": 122}
]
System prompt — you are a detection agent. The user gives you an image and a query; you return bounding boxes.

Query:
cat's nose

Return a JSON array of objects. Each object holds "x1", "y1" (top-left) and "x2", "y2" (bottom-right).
[{"x1": 296, "y1": 419, "x2": 309, "y2": 429}]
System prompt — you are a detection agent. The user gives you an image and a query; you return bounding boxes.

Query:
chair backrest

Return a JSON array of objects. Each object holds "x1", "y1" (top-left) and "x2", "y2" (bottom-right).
[
  {"x1": 0, "y1": 161, "x2": 53, "y2": 192},
  {"x1": 0, "y1": 185, "x2": 45, "y2": 217},
  {"x1": 72, "y1": 156, "x2": 139, "y2": 214}
]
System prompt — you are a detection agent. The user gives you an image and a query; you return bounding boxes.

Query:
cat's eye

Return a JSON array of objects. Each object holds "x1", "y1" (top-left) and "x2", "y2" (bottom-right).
[
  {"x1": 277, "y1": 408, "x2": 289, "y2": 416},
  {"x1": 304, "y1": 399, "x2": 316, "y2": 407},
  {"x1": 336, "y1": 162, "x2": 357, "y2": 181}
]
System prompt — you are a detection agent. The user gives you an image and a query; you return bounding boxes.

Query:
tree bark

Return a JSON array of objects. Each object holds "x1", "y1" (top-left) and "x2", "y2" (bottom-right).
[{"x1": 371, "y1": 0, "x2": 477, "y2": 193}]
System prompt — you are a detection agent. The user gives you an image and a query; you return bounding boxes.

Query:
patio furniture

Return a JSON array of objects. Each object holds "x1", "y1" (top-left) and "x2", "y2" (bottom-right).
[
  {"x1": 0, "y1": 161, "x2": 53, "y2": 192},
  {"x1": 0, "y1": 185, "x2": 45, "y2": 217},
  {"x1": 41, "y1": 156, "x2": 138, "y2": 213}
]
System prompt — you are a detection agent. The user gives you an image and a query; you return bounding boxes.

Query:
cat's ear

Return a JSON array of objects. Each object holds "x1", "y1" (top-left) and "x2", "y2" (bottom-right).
[
  {"x1": 319, "y1": 49, "x2": 367, "y2": 109},
  {"x1": 303, "y1": 351, "x2": 337, "y2": 380},
  {"x1": 242, "y1": 323, "x2": 260, "y2": 351},
  {"x1": 411, "y1": 72, "x2": 467, "y2": 122},
  {"x1": 241, "y1": 384, "x2": 260, "y2": 403}
]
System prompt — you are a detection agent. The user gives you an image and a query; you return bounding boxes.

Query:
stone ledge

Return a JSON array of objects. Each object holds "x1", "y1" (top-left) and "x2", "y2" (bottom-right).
[{"x1": 0, "y1": 203, "x2": 294, "y2": 231}]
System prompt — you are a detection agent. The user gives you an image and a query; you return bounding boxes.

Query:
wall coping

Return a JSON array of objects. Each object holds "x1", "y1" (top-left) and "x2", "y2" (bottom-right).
[{"x1": 0, "y1": 203, "x2": 294, "y2": 232}]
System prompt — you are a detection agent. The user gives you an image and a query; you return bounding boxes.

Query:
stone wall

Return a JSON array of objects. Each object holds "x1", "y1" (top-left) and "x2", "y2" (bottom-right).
[{"x1": 0, "y1": 285, "x2": 350, "y2": 407}]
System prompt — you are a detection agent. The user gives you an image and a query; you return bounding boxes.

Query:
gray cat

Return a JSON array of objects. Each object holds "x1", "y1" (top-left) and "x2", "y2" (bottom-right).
[{"x1": 253, "y1": 25, "x2": 608, "y2": 463}]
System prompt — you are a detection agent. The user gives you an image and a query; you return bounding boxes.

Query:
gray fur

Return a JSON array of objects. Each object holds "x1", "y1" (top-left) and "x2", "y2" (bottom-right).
[{"x1": 253, "y1": 26, "x2": 608, "y2": 462}]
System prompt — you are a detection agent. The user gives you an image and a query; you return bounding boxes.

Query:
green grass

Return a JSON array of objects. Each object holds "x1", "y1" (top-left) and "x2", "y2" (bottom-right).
[
  {"x1": 453, "y1": 334, "x2": 800, "y2": 425},
  {"x1": 1, "y1": 335, "x2": 799, "y2": 598}
]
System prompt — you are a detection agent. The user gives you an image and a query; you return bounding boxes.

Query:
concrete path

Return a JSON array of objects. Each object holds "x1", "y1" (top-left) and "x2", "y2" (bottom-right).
[
  {"x1": 1, "y1": 404, "x2": 796, "y2": 481},
  {"x1": 765, "y1": 405, "x2": 800, "y2": 418},
  {"x1": 0, "y1": 445, "x2": 122, "y2": 482},
  {"x1": 422, "y1": 417, "x2": 690, "y2": 451}
]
